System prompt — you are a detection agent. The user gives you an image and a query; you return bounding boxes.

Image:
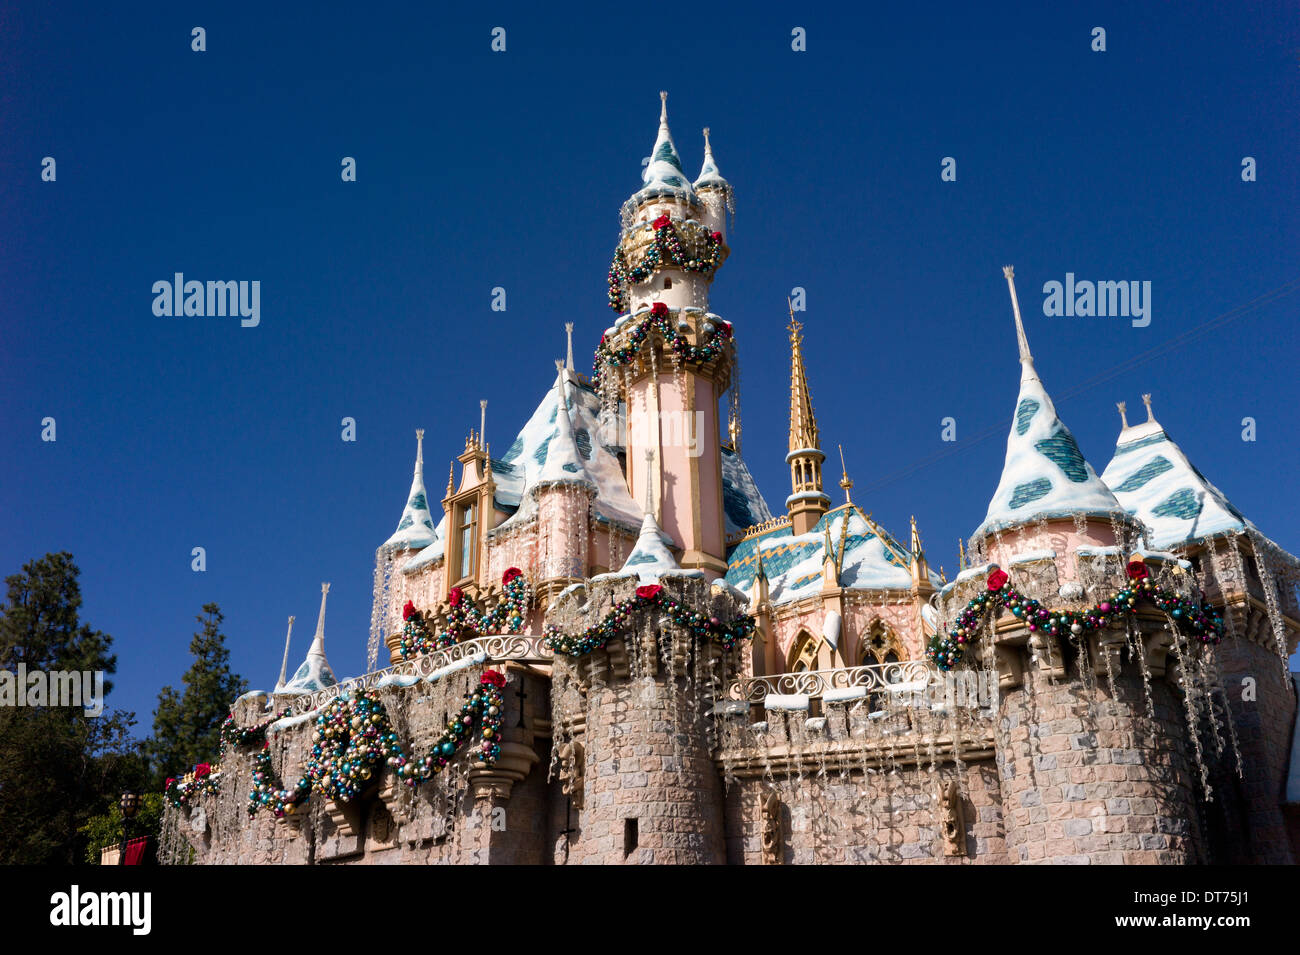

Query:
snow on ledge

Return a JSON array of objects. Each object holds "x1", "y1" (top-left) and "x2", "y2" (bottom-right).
[{"x1": 764, "y1": 693, "x2": 810, "y2": 712}]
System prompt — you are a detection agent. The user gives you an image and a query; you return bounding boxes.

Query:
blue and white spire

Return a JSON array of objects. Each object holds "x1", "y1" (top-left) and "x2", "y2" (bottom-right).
[
  {"x1": 973, "y1": 267, "x2": 1126, "y2": 540},
  {"x1": 1100, "y1": 394, "x2": 1253, "y2": 549},
  {"x1": 283, "y1": 584, "x2": 338, "y2": 694},
  {"x1": 693, "y1": 126, "x2": 730, "y2": 191},
  {"x1": 536, "y1": 361, "x2": 597, "y2": 489},
  {"x1": 274, "y1": 615, "x2": 295, "y2": 693},
  {"x1": 631, "y1": 91, "x2": 697, "y2": 205},
  {"x1": 382, "y1": 429, "x2": 437, "y2": 552}
]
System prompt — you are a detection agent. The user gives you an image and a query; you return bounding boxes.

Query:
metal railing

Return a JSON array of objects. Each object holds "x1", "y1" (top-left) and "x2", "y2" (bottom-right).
[
  {"x1": 283, "y1": 634, "x2": 552, "y2": 715},
  {"x1": 727, "y1": 660, "x2": 938, "y2": 703}
]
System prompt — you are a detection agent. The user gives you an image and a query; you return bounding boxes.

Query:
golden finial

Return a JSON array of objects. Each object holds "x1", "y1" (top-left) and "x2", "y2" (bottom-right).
[
  {"x1": 837, "y1": 444, "x2": 853, "y2": 503},
  {"x1": 958, "y1": 537, "x2": 966, "y2": 569},
  {"x1": 447, "y1": 462, "x2": 455, "y2": 497}
]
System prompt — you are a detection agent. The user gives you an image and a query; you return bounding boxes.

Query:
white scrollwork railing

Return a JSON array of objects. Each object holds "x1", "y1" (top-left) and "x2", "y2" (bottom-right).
[
  {"x1": 283, "y1": 634, "x2": 553, "y2": 716},
  {"x1": 727, "y1": 660, "x2": 939, "y2": 703}
]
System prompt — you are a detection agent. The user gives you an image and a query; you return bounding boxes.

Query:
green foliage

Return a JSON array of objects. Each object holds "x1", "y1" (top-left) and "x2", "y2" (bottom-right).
[
  {"x1": 79, "y1": 792, "x2": 163, "y2": 864},
  {"x1": 149, "y1": 603, "x2": 247, "y2": 784},
  {"x1": 0, "y1": 552, "x2": 141, "y2": 864}
]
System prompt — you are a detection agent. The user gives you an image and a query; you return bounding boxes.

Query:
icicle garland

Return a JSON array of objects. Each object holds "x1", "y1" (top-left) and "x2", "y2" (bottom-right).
[
  {"x1": 606, "y1": 215, "x2": 724, "y2": 312},
  {"x1": 397, "y1": 569, "x2": 528, "y2": 660},
  {"x1": 592, "y1": 302, "x2": 732, "y2": 390},
  {"x1": 246, "y1": 673, "x2": 507, "y2": 818},
  {"x1": 545, "y1": 583, "x2": 755, "y2": 657},
  {"x1": 928, "y1": 559, "x2": 1224, "y2": 671}
]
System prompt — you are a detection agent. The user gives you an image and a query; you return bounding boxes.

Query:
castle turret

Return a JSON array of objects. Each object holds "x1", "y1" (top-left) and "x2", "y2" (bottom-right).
[
  {"x1": 785, "y1": 314, "x2": 829, "y2": 535},
  {"x1": 603, "y1": 93, "x2": 735, "y2": 579},
  {"x1": 281, "y1": 584, "x2": 337, "y2": 694},
  {"x1": 693, "y1": 126, "x2": 732, "y2": 242},
  {"x1": 971, "y1": 266, "x2": 1131, "y2": 573}
]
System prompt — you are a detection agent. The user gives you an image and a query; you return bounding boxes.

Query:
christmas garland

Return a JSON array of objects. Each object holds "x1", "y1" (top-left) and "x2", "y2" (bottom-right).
[
  {"x1": 926, "y1": 559, "x2": 1224, "y2": 672},
  {"x1": 398, "y1": 568, "x2": 529, "y2": 660},
  {"x1": 544, "y1": 582, "x2": 755, "y2": 657},
  {"x1": 247, "y1": 672, "x2": 507, "y2": 818},
  {"x1": 592, "y1": 301, "x2": 733, "y2": 390},
  {"x1": 163, "y1": 762, "x2": 220, "y2": 810},
  {"x1": 607, "y1": 214, "x2": 724, "y2": 313}
]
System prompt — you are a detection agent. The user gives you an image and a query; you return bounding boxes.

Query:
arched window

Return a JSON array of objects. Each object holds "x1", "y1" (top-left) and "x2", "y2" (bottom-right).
[
  {"x1": 859, "y1": 621, "x2": 904, "y2": 666},
  {"x1": 787, "y1": 630, "x2": 821, "y2": 672}
]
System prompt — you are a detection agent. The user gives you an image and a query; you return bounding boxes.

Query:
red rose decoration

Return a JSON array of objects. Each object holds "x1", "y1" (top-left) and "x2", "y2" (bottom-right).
[
  {"x1": 502, "y1": 567, "x2": 522, "y2": 585},
  {"x1": 449, "y1": 587, "x2": 463, "y2": 607},
  {"x1": 710, "y1": 231, "x2": 722, "y2": 242},
  {"x1": 720, "y1": 320, "x2": 733, "y2": 337},
  {"x1": 480, "y1": 669, "x2": 506, "y2": 688},
  {"x1": 636, "y1": 584, "x2": 663, "y2": 601},
  {"x1": 402, "y1": 600, "x2": 416, "y2": 620},
  {"x1": 165, "y1": 777, "x2": 175, "y2": 789},
  {"x1": 1126, "y1": 560, "x2": 1149, "y2": 581},
  {"x1": 194, "y1": 763, "x2": 212, "y2": 779},
  {"x1": 650, "y1": 302, "x2": 668, "y2": 317},
  {"x1": 987, "y1": 568, "x2": 1009, "y2": 592},
  {"x1": 652, "y1": 214, "x2": 671, "y2": 230}
]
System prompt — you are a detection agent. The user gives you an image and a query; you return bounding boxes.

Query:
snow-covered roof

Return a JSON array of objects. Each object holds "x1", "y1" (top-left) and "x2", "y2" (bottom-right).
[
  {"x1": 402, "y1": 513, "x2": 447, "y2": 572},
  {"x1": 973, "y1": 278, "x2": 1126, "y2": 540},
  {"x1": 721, "y1": 445, "x2": 774, "y2": 537},
  {"x1": 593, "y1": 511, "x2": 703, "y2": 585},
  {"x1": 725, "y1": 505, "x2": 932, "y2": 606},
  {"x1": 629, "y1": 92, "x2": 697, "y2": 207},
  {"x1": 381, "y1": 432, "x2": 438, "y2": 552},
  {"x1": 282, "y1": 585, "x2": 338, "y2": 694},
  {"x1": 693, "y1": 127, "x2": 730, "y2": 192},
  {"x1": 1100, "y1": 407, "x2": 1254, "y2": 549},
  {"x1": 490, "y1": 365, "x2": 641, "y2": 532}
]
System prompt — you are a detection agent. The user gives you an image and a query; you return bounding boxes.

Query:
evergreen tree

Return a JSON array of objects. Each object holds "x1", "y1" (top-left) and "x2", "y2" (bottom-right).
[
  {"x1": 149, "y1": 603, "x2": 247, "y2": 782},
  {"x1": 0, "y1": 552, "x2": 139, "y2": 864}
]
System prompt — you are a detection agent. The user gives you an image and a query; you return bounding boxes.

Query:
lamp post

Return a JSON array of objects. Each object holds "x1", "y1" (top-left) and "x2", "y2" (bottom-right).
[{"x1": 118, "y1": 790, "x2": 140, "y2": 866}]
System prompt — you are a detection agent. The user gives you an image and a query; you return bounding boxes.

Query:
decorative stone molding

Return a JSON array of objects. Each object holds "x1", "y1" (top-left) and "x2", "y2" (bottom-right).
[
  {"x1": 760, "y1": 791, "x2": 783, "y2": 865},
  {"x1": 466, "y1": 741, "x2": 539, "y2": 801},
  {"x1": 558, "y1": 739, "x2": 586, "y2": 809},
  {"x1": 936, "y1": 779, "x2": 966, "y2": 857}
]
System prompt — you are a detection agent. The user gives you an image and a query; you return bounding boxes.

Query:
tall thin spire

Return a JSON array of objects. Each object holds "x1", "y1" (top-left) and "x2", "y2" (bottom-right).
[
  {"x1": 785, "y1": 300, "x2": 829, "y2": 535},
  {"x1": 312, "y1": 583, "x2": 329, "y2": 653},
  {"x1": 564, "y1": 322, "x2": 575, "y2": 370},
  {"x1": 479, "y1": 400, "x2": 488, "y2": 449},
  {"x1": 787, "y1": 303, "x2": 820, "y2": 453},
  {"x1": 283, "y1": 583, "x2": 337, "y2": 694},
  {"x1": 1117, "y1": 401, "x2": 1130, "y2": 430},
  {"x1": 275, "y1": 615, "x2": 295, "y2": 692},
  {"x1": 1003, "y1": 265, "x2": 1038, "y2": 384},
  {"x1": 383, "y1": 429, "x2": 436, "y2": 551},
  {"x1": 1141, "y1": 393, "x2": 1155, "y2": 422}
]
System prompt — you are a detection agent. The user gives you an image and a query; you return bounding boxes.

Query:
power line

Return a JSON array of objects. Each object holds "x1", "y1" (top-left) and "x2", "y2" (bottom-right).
[{"x1": 857, "y1": 276, "x2": 1300, "y2": 495}]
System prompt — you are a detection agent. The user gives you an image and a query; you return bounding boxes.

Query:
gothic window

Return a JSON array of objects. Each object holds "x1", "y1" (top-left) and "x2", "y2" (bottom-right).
[
  {"x1": 788, "y1": 630, "x2": 821, "y2": 672},
  {"x1": 860, "y1": 621, "x2": 904, "y2": 666}
]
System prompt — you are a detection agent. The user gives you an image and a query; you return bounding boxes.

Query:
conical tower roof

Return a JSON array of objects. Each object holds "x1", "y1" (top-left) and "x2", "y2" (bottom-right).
[
  {"x1": 382, "y1": 430, "x2": 437, "y2": 551},
  {"x1": 536, "y1": 362, "x2": 598, "y2": 489},
  {"x1": 616, "y1": 511, "x2": 696, "y2": 584},
  {"x1": 282, "y1": 584, "x2": 338, "y2": 694},
  {"x1": 693, "y1": 127, "x2": 730, "y2": 191},
  {"x1": 630, "y1": 92, "x2": 697, "y2": 206},
  {"x1": 1100, "y1": 394, "x2": 1254, "y2": 549},
  {"x1": 973, "y1": 268, "x2": 1126, "y2": 540}
]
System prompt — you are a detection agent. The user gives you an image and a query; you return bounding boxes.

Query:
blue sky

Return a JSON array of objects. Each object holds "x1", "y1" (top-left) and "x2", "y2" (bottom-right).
[{"x1": 3, "y1": 3, "x2": 1297, "y2": 731}]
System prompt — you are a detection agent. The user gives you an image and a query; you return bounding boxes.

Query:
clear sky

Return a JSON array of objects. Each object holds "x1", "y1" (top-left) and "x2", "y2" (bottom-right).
[{"x1": 3, "y1": 2, "x2": 1297, "y2": 731}]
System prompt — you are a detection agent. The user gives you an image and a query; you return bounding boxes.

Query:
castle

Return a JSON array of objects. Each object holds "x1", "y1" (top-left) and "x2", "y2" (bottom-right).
[{"x1": 161, "y1": 94, "x2": 1300, "y2": 865}]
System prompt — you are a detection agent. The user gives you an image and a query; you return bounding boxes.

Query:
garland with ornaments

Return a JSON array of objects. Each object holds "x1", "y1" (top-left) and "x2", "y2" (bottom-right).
[
  {"x1": 163, "y1": 762, "x2": 220, "y2": 810},
  {"x1": 926, "y1": 559, "x2": 1225, "y2": 672},
  {"x1": 544, "y1": 582, "x2": 755, "y2": 657},
  {"x1": 247, "y1": 672, "x2": 507, "y2": 818},
  {"x1": 607, "y1": 214, "x2": 724, "y2": 313},
  {"x1": 398, "y1": 568, "x2": 529, "y2": 660},
  {"x1": 592, "y1": 301, "x2": 733, "y2": 390}
]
